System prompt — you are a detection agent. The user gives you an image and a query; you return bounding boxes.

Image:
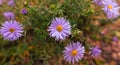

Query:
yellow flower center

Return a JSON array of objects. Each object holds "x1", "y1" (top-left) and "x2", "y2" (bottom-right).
[
  {"x1": 9, "y1": 28, "x2": 15, "y2": 33},
  {"x1": 71, "y1": 50, "x2": 78, "y2": 56},
  {"x1": 108, "y1": 4, "x2": 113, "y2": 9},
  {"x1": 56, "y1": 25, "x2": 63, "y2": 32}
]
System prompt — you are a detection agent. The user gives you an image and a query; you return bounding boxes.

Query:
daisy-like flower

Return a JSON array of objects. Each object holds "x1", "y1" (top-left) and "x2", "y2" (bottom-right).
[
  {"x1": 93, "y1": 0, "x2": 103, "y2": 6},
  {"x1": 48, "y1": 17, "x2": 71, "y2": 41},
  {"x1": 103, "y1": 0, "x2": 120, "y2": 18},
  {"x1": 90, "y1": 46, "x2": 101, "y2": 58},
  {"x1": 63, "y1": 42, "x2": 85, "y2": 64},
  {"x1": 3, "y1": 12, "x2": 15, "y2": 20},
  {"x1": 0, "y1": 20, "x2": 23, "y2": 41}
]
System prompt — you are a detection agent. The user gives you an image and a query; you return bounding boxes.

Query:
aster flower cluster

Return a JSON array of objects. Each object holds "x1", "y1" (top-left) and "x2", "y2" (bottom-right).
[
  {"x1": 0, "y1": 0, "x2": 26, "y2": 41},
  {"x1": 93, "y1": 0, "x2": 120, "y2": 19},
  {"x1": 0, "y1": 13, "x2": 102, "y2": 64},
  {"x1": 0, "y1": 0, "x2": 102, "y2": 64},
  {"x1": 48, "y1": 17, "x2": 101, "y2": 64},
  {"x1": 0, "y1": 11, "x2": 101, "y2": 63},
  {"x1": 63, "y1": 42, "x2": 101, "y2": 64}
]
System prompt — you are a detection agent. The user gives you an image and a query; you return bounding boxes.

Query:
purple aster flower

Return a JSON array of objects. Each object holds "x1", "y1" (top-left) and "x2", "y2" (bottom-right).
[
  {"x1": 112, "y1": 36, "x2": 118, "y2": 42},
  {"x1": 90, "y1": 46, "x2": 101, "y2": 58},
  {"x1": 48, "y1": 17, "x2": 71, "y2": 41},
  {"x1": 103, "y1": 0, "x2": 120, "y2": 19},
  {"x1": 0, "y1": 20, "x2": 23, "y2": 41},
  {"x1": 3, "y1": 12, "x2": 15, "y2": 20},
  {"x1": 21, "y1": 8, "x2": 27, "y2": 14},
  {"x1": 7, "y1": 0, "x2": 15, "y2": 7},
  {"x1": 93, "y1": 0, "x2": 104, "y2": 6},
  {"x1": 63, "y1": 42, "x2": 85, "y2": 64}
]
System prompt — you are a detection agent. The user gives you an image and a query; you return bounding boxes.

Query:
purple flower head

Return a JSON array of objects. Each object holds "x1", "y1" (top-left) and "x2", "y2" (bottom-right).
[
  {"x1": 103, "y1": 0, "x2": 120, "y2": 19},
  {"x1": 7, "y1": 0, "x2": 15, "y2": 7},
  {"x1": 0, "y1": 20, "x2": 24, "y2": 41},
  {"x1": 63, "y1": 42, "x2": 85, "y2": 64},
  {"x1": 3, "y1": 12, "x2": 15, "y2": 20},
  {"x1": 112, "y1": 36, "x2": 118, "y2": 42},
  {"x1": 93, "y1": 0, "x2": 104, "y2": 6},
  {"x1": 48, "y1": 17, "x2": 71, "y2": 41},
  {"x1": 90, "y1": 46, "x2": 101, "y2": 58},
  {"x1": 21, "y1": 8, "x2": 27, "y2": 14}
]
